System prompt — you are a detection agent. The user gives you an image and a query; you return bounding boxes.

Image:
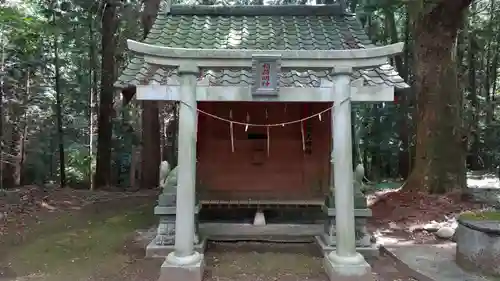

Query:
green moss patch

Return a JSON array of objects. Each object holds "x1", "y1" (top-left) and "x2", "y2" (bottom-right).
[
  {"x1": 459, "y1": 210, "x2": 500, "y2": 221},
  {"x1": 6, "y1": 204, "x2": 155, "y2": 280}
]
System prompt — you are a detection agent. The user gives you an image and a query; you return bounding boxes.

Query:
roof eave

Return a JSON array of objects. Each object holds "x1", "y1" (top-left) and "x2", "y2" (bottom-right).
[{"x1": 169, "y1": 4, "x2": 347, "y2": 17}]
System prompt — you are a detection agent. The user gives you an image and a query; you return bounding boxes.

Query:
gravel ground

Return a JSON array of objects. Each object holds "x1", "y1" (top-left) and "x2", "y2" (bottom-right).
[
  {"x1": 201, "y1": 242, "x2": 416, "y2": 281},
  {"x1": 97, "y1": 241, "x2": 417, "y2": 281}
]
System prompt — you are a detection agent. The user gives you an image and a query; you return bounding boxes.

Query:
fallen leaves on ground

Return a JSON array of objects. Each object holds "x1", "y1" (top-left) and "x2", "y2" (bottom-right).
[
  {"x1": 0, "y1": 185, "x2": 424, "y2": 281},
  {"x1": 0, "y1": 186, "x2": 157, "y2": 243},
  {"x1": 367, "y1": 189, "x2": 486, "y2": 243}
]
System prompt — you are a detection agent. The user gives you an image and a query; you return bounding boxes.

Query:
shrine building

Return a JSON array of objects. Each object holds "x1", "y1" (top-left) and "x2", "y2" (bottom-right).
[{"x1": 115, "y1": 2, "x2": 409, "y2": 281}]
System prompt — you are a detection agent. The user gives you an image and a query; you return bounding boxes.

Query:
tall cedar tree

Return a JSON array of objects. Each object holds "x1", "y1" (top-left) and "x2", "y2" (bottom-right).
[{"x1": 406, "y1": 0, "x2": 473, "y2": 193}]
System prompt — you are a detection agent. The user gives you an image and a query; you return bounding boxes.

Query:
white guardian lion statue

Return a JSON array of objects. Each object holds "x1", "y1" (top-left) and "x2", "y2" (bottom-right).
[
  {"x1": 159, "y1": 160, "x2": 171, "y2": 189},
  {"x1": 159, "y1": 160, "x2": 179, "y2": 190}
]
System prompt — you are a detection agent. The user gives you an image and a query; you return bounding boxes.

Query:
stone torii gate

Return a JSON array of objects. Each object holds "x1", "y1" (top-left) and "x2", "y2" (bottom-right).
[{"x1": 116, "y1": 4, "x2": 407, "y2": 281}]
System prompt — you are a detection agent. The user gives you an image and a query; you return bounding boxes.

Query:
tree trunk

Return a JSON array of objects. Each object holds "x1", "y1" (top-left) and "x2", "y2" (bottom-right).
[
  {"x1": 369, "y1": 104, "x2": 381, "y2": 181},
  {"x1": 18, "y1": 69, "x2": 31, "y2": 186},
  {"x1": 141, "y1": 102, "x2": 161, "y2": 189},
  {"x1": 140, "y1": 0, "x2": 162, "y2": 189},
  {"x1": 95, "y1": 1, "x2": 118, "y2": 188},
  {"x1": 53, "y1": 20, "x2": 66, "y2": 188},
  {"x1": 490, "y1": 50, "x2": 499, "y2": 122},
  {"x1": 385, "y1": 7, "x2": 410, "y2": 179},
  {"x1": 167, "y1": 103, "x2": 179, "y2": 167},
  {"x1": 406, "y1": 0, "x2": 471, "y2": 193},
  {"x1": 466, "y1": 3, "x2": 482, "y2": 170},
  {"x1": 0, "y1": 41, "x2": 4, "y2": 189},
  {"x1": 484, "y1": 0, "x2": 500, "y2": 168},
  {"x1": 351, "y1": 109, "x2": 358, "y2": 169},
  {"x1": 2, "y1": 68, "x2": 31, "y2": 187},
  {"x1": 88, "y1": 12, "x2": 99, "y2": 190},
  {"x1": 19, "y1": 113, "x2": 28, "y2": 185},
  {"x1": 3, "y1": 125, "x2": 21, "y2": 187}
]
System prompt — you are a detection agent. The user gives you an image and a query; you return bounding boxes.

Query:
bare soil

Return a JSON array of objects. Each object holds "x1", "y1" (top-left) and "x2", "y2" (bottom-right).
[
  {"x1": 2, "y1": 185, "x2": 483, "y2": 281},
  {"x1": 367, "y1": 188, "x2": 486, "y2": 244},
  {"x1": 0, "y1": 186, "x2": 157, "y2": 245},
  {"x1": 0, "y1": 186, "x2": 157, "y2": 281},
  {"x1": 97, "y1": 241, "x2": 417, "y2": 281}
]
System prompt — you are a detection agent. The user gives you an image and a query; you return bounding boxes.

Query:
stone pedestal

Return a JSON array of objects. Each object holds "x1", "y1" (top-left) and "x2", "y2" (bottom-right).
[
  {"x1": 323, "y1": 251, "x2": 372, "y2": 281},
  {"x1": 159, "y1": 252, "x2": 205, "y2": 281},
  {"x1": 355, "y1": 217, "x2": 373, "y2": 247},
  {"x1": 316, "y1": 206, "x2": 378, "y2": 258},
  {"x1": 319, "y1": 155, "x2": 377, "y2": 257},
  {"x1": 146, "y1": 188, "x2": 206, "y2": 258}
]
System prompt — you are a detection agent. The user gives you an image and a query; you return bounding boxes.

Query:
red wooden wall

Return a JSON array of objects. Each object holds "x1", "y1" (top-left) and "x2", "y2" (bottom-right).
[{"x1": 197, "y1": 101, "x2": 332, "y2": 201}]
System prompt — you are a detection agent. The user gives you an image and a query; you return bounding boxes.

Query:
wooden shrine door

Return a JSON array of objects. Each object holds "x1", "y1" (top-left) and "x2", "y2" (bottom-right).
[{"x1": 197, "y1": 102, "x2": 331, "y2": 202}]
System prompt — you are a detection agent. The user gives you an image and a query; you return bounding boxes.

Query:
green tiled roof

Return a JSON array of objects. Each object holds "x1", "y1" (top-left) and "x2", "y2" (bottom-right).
[{"x1": 116, "y1": 5, "x2": 409, "y2": 89}]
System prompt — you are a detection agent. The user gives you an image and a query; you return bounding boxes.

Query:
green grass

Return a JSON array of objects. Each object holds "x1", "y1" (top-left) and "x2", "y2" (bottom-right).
[
  {"x1": 7, "y1": 204, "x2": 155, "y2": 280},
  {"x1": 459, "y1": 210, "x2": 500, "y2": 221}
]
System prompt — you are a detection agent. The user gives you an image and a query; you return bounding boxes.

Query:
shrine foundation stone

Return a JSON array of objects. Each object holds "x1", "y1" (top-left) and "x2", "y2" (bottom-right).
[
  {"x1": 146, "y1": 239, "x2": 207, "y2": 258},
  {"x1": 323, "y1": 252, "x2": 373, "y2": 281},
  {"x1": 158, "y1": 252, "x2": 205, "y2": 281}
]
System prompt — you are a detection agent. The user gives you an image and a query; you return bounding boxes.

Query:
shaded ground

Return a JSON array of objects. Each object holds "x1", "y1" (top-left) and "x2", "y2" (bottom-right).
[
  {"x1": 0, "y1": 187, "x2": 157, "y2": 281},
  {"x1": 94, "y1": 241, "x2": 417, "y2": 281},
  {"x1": 0, "y1": 186, "x2": 420, "y2": 281},
  {"x1": 2, "y1": 180, "x2": 496, "y2": 281},
  {"x1": 367, "y1": 187, "x2": 487, "y2": 244},
  {"x1": 0, "y1": 186, "x2": 157, "y2": 244},
  {"x1": 202, "y1": 242, "x2": 416, "y2": 281}
]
